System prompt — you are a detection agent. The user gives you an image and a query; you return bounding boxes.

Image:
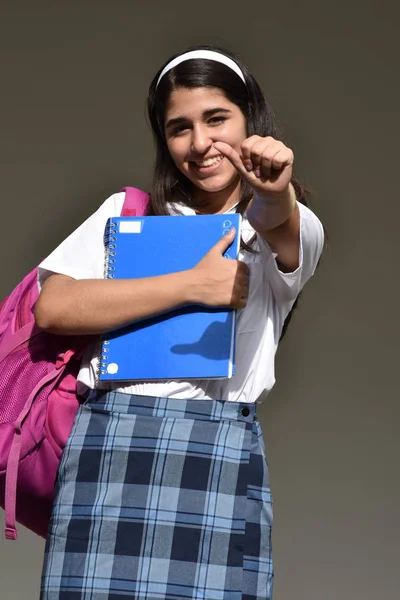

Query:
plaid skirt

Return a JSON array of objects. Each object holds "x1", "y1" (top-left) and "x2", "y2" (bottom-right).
[{"x1": 40, "y1": 391, "x2": 273, "y2": 599}]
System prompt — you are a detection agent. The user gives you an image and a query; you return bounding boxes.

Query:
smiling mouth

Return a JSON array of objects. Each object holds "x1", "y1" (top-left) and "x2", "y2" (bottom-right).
[{"x1": 192, "y1": 155, "x2": 224, "y2": 168}]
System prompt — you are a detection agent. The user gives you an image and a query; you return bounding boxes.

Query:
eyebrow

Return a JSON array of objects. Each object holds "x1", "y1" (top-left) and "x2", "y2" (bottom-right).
[{"x1": 165, "y1": 107, "x2": 231, "y2": 129}]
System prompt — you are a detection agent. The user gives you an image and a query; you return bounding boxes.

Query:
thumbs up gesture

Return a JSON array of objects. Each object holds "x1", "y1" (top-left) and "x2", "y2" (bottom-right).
[{"x1": 189, "y1": 228, "x2": 250, "y2": 309}]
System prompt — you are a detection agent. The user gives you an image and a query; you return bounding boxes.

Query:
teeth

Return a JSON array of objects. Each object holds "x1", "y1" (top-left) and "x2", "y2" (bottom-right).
[{"x1": 197, "y1": 155, "x2": 223, "y2": 167}]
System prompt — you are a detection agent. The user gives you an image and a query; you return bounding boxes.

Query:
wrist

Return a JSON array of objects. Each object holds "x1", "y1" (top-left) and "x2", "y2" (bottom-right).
[
  {"x1": 256, "y1": 183, "x2": 296, "y2": 208},
  {"x1": 247, "y1": 184, "x2": 296, "y2": 232},
  {"x1": 175, "y1": 269, "x2": 198, "y2": 305}
]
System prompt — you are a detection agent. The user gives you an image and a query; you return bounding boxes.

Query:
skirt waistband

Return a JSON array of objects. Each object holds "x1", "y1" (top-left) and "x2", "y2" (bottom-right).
[{"x1": 86, "y1": 390, "x2": 257, "y2": 423}]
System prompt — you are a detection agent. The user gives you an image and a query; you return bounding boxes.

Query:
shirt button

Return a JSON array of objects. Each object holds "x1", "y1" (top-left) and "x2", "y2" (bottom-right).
[{"x1": 241, "y1": 407, "x2": 250, "y2": 417}]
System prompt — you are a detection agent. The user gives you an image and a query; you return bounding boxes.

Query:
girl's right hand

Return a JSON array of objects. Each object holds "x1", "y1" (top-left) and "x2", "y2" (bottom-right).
[{"x1": 188, "y1": 228, "x2": 250, "y2": 309}]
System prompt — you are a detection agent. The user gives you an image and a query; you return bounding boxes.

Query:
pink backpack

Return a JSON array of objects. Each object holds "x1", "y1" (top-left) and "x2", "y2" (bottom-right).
[{"x1": 0, "y1": 187, "x2": 149, "y2": 540}]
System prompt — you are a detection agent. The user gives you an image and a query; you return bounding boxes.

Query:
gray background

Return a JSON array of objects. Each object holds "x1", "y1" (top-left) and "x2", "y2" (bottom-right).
[{"x1": 1, "y1": 1, "x2": 399, "y2": 598}]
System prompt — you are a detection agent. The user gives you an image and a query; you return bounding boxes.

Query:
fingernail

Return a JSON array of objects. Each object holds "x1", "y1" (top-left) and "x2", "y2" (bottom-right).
[
  {"x1": 255, "y1": 168, "x2": 261, "y2": 178},
  {"x1": 245, "y1": 161, "x2": 253, "y2": 172}
]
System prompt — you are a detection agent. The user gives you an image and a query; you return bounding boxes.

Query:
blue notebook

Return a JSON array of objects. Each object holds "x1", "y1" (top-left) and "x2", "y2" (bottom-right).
[{"x1": 98, "y1": 213, "x2": 241, "y2": 382}]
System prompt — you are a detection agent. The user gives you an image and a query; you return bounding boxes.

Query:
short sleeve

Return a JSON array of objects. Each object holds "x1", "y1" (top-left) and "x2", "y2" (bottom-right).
[
  {"x1": 37, "y1": 192, "x2": 125, "y2": 290},
  {"x1": 257, "y1": 201, "x2": 324, "y2": 304}
]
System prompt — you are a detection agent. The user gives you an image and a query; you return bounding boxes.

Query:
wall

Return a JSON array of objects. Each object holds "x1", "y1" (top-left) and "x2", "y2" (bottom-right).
[{"x1": 1, "y1": 1, "x2": 399, "y2": 598}]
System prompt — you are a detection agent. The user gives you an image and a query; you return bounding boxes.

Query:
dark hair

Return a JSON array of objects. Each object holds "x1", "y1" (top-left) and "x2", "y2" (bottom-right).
[{"x1": 146, "y1": 44, "x2": 310, "y2": 338}]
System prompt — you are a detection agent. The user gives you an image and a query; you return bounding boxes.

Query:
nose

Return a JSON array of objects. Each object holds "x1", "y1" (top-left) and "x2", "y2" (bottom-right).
[{"x1": 191, "y1": 124, "x2": 213, "y2": 155}]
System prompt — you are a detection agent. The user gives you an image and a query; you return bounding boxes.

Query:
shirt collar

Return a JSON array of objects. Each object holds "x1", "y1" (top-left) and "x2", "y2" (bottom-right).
[{"x1": 168, "y1": 202, "x2": 240, "y2": 216}]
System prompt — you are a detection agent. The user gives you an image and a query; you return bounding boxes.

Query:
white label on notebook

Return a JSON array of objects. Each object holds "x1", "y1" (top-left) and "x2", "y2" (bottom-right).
[
  {"x1": 119, "y1": 221, "x2": 143, "y2": 234},
  {"x1": 107, "y1": 363, "x2": 119, "y2": 375}
]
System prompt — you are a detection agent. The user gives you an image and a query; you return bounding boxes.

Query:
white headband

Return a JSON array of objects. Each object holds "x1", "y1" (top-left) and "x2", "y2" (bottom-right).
[{"x1": 156, "y1": 50, "x2": 246, "y2": 87}]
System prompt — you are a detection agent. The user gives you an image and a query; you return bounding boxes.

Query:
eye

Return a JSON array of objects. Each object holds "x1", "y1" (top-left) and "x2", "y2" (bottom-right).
[
  {"x1": 209, "y1": 116, "x2": 227, "y2": 125},
  {"x1": 170, "y1": 125, "x2": 188, "y2": 137}
]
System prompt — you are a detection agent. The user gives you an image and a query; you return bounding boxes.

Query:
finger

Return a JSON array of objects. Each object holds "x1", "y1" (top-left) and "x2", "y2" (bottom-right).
[
  {"x1": 249, "y1": 139, "x2": 273, "y2": 176},
  {"x1": 238, "y1": 261, "x2": 250, "y2": 280},
  {"x1": 237, "y1": 297, "x2": 247, "y2": 309},
  {"x1": 237, "y1": 270, "x2": 250, "y2": 295},
  {"x1": 211, "y1": 227, "x2": 236, "y2": 256},
  {"x1": 213, "y1": 141, "x2": 259, "y2": 183},
  {"x1": 241, "y1": 276, "x2": 249, "y2": 288},
  {"x1": 240, "y1": 136, "x2": 263, "y2": 171},
  {"x1": 213, "y1": 141, "x2": 250, "y2": 179},
  {"x1": 257, "y1": 143, "x2": 288, "y2": 179},
  {"x1": 270, "y1": 148, "x2": 294, "y2": 170},
  {"x1": 260, "y1": 153, "x2": 273, "y2": 179},
  {"x1": 231, "y1": 296, "x2": 247, "y2": 310},
  {"x1": 260, "y1": 149, "x2": 293, "y2": 180}
]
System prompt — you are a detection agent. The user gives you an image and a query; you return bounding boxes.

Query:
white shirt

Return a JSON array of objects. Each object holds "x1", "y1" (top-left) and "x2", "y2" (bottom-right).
[{"x1": 38, "y1": 192, "x2": 324, "y2": 403}]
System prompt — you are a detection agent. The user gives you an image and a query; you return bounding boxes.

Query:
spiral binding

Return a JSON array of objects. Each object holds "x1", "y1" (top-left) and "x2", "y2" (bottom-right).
[
  {"x1": 103, "y1": 220, "x2": 118, "y2": 279},
  {"x1": 96, "y1": 219, "x2": 118, "y2": 382}
]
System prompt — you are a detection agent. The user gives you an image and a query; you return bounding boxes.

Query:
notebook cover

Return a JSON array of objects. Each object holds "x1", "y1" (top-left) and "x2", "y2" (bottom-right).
[{"x1": 99, "y1": 213, "x2": 241, "y2": 381}]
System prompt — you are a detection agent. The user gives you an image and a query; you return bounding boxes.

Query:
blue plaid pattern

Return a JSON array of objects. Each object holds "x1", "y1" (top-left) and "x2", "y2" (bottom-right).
[{"x1": 40, "y1": 392, "x2": 273, "y2": 599}]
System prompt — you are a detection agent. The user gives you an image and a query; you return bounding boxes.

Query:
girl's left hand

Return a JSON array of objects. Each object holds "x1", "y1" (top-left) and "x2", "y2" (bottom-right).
[{"x1": 214, "y1": 136, "x2": 294, "y2": 198}]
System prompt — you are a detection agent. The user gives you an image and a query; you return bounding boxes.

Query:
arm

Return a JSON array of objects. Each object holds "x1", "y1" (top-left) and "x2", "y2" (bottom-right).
[
  {"x1": 35, "y1": 228, "x2": 249, "y2": 335},
  {"x1": 214, "y1": 137, "x2": 302, "y2": 272},
  {"x1": 246, "y1": 183, "x2": 300, "y2": 272},
  {"x1": 35, "y1": 271, "x2": 195, "y2": 335}
]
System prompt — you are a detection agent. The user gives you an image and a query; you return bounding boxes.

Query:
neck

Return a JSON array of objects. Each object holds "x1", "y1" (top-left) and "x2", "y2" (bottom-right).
[{"x1": 191, "y1": 179, "x2": 241, "y2": 214}]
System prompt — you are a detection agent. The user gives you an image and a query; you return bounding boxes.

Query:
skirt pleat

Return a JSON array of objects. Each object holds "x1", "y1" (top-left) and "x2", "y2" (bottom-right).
[{"x1": 40, "y1": 391, "x2": 273, "y2": 599}]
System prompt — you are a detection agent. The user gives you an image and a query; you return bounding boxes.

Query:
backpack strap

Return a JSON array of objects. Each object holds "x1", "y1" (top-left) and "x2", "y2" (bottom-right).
[{"x1": 120, "y1": 186, "x2": 150, "y2": 216}]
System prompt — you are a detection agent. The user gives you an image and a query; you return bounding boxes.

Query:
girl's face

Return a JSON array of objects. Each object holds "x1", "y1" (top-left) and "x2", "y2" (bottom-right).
[{"x1": 164, "y1": 86, "x2": 247, "y2": 200}]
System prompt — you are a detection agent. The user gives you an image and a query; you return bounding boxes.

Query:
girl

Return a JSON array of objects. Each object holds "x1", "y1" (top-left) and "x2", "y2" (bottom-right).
[{"x1": 36, "y1": 46, "x2": 324, "y2": 600}]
